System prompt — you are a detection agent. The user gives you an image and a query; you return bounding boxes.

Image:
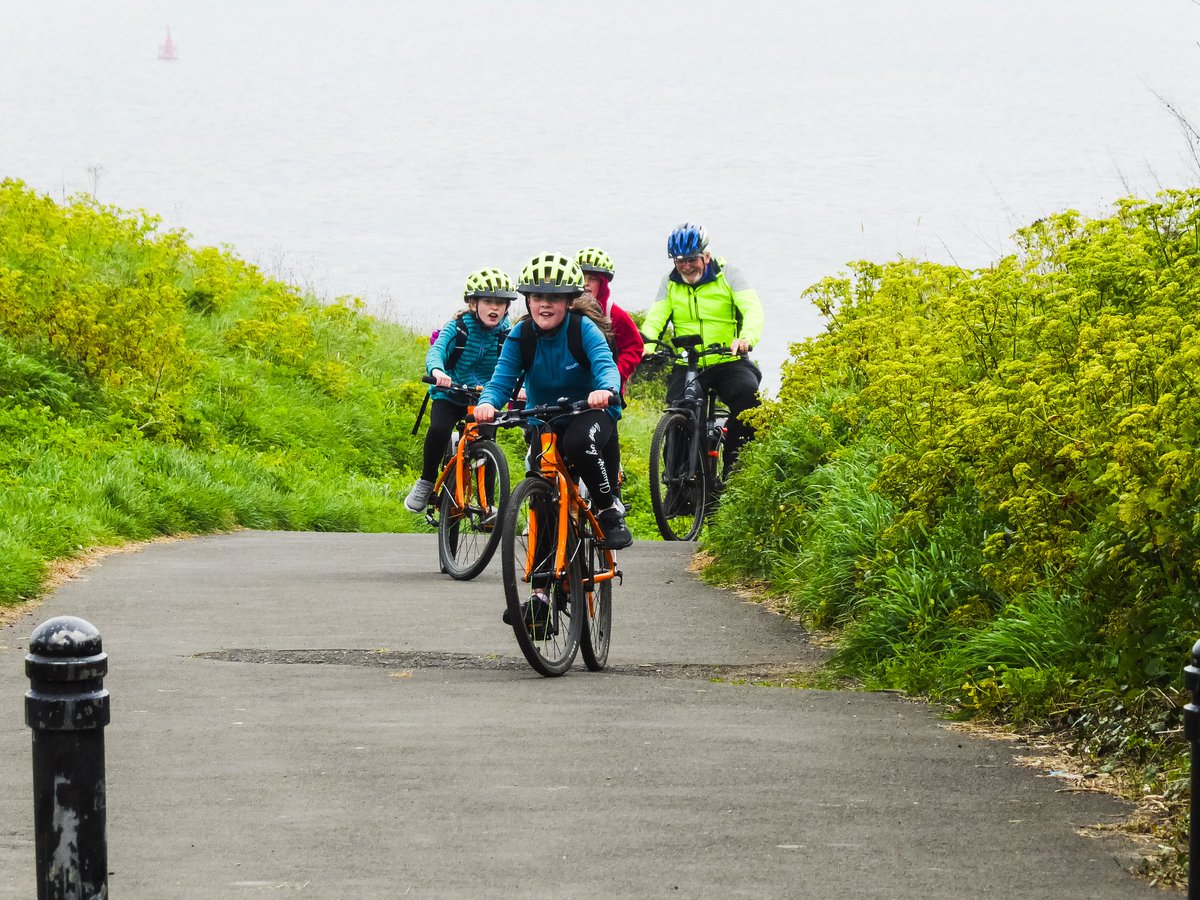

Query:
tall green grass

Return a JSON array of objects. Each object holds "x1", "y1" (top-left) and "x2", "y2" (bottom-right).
[
  {"x1": 0, "y1": 179, "x2": 679, "y2": 608},
  {"x1": 0, "y1": 181, "x2": 434, "y2": 606}
]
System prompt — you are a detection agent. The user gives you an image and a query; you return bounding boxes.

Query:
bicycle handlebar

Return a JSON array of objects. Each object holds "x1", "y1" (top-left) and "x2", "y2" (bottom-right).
[
  {"x1": 491, "y1": 392, "x2": 621, "y2": 428},
  {"x1": 421, "y1": 375, "x2": 485, "y2": 396},
  {"x1": 639, "y1": 339, "x2": 736, "y2": 367}
]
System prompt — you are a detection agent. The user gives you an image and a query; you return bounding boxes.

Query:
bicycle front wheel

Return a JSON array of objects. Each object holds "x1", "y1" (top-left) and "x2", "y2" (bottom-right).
[
  {"x1": 579, "y1": 526, "x2": 612, "y2": 672},
  {"x1": 500, "y1": 477, "x2": 583, "y2": 676},
  {"x1": 649, "y1": 412, "x2": 707, "y2": 541},
  {"x1": 438, "y1": 439, "x2": 510, "y2": 581}
]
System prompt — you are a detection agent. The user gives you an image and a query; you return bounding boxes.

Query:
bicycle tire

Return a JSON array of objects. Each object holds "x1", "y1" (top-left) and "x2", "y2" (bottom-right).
[
  {"x1": 579, "y1": 524, "x2": 612, "y2": 671},
  {"x1": 500, "y1": 477, "x2": 583, "y2": 676},
  {"x1": 702, "y1": 413, "x2": 729, "y2": 520},
  {"x1": 649, "y1": 411, "x2": 707, "y2": 541},
  {"x1": 438, "y1": 439, "x2": 510, "y2": 581}
]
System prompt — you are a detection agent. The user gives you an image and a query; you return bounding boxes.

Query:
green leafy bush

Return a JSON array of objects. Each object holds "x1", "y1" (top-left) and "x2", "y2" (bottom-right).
[{"x1": 708, "y1": 187, "x2": 1200, "y2": 728}]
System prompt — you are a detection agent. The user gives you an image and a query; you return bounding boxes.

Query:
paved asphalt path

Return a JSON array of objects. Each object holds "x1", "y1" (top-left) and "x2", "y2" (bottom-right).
[{"x1": 0, "y1": 532, "x2": 1165, "y2": 898}]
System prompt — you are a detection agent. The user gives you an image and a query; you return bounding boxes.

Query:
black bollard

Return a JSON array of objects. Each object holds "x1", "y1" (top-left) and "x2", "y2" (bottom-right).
[
  {"x1": 1185, "y1": 637, "x2": 1200, "y2": 900},
  {"x1": 25, "y1": 616, "x2": 110, "y2": 900}
]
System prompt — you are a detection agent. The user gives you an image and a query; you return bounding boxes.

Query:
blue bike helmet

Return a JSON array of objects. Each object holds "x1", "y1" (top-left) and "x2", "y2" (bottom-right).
[{"x1": 667, "y1": 223, "x2": 710, "y2": 259}]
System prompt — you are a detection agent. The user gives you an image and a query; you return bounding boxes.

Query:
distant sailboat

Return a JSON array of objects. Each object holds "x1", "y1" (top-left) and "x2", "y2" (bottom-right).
[{"x1": 158, "y1": 27, "x2": 178, "y2": 61}]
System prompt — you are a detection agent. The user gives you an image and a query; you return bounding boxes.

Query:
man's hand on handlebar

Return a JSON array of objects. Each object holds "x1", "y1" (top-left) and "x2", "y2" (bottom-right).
[
  {"x1": 430, "y1": 368, "x2": 453, "y2": 388},
  {"x1": 473, "y1": 402, "x2": 497, "y2": 423},
  {"x1": 730, "y1": 338, "x2": 751, "y2": 356}
]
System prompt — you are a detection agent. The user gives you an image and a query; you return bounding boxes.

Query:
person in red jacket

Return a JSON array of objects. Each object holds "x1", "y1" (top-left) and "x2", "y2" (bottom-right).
[
  {"x1": 576, "y1": 247, "x2": 642, "y2": 506},
  {"x1": 576, "y1": 247, "x2": 644, "y2": 391}
]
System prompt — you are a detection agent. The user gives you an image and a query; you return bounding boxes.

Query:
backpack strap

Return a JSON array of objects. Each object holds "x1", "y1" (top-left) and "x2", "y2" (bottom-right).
[
  {"x1": 442, "y1": 313, "x2": 470, "y2": 372},
  {"x1": 519, "y1": 312, "x2": 593, "y2": 374},
  {"x1": 410, "y1": 391, "x2": 431, "y2": 435},
  {"x1": 518, "y1": 319, "x2": 537, "y2": 373},
  {"x1": 567, "y1": 310, "x2": 591, "y2": 373}
]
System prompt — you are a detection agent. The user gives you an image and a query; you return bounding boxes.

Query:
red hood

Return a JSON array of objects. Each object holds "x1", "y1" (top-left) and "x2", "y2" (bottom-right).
[{"x1": 593, "y1": 277, "x2": 612, "y2": 313}]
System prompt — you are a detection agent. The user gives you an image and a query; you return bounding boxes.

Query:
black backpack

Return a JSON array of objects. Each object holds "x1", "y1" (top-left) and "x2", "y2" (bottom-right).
[
  {"x1": 518, "y1": 310, "x2": 593, "y2": 373},
  {"x1": 517, "y1": 311, "x2": 624, "y2": 405}
]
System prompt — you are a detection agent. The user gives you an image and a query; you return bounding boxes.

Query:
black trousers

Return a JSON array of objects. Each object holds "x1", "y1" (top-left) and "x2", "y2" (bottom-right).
[
  {"x1": 666, "y1": 358, "x2": 761, "y2": 470},
  {"x1": 552, "y1": 409, "x2": 620, "y2": 511}
]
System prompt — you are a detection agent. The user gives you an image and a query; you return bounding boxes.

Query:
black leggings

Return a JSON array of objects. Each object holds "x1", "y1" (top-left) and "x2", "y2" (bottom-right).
[
  {"x1": 666, "y1": 358, "x2": 761, "y2": 470},
  {"x1": 553, "y1": 409, "x2": 620, "y2": 511},
  {"x1": 421, "y1": 398, "x2": 495, "y2": 482}
]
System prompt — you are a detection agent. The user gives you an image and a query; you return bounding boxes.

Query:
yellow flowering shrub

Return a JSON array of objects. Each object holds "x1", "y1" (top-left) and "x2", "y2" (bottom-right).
[
  {"x1": 737, "y1": 188, "x2": 1200, "y2": 691},
  {"x1": 0, "y1": 179, "x2": 196, "y2": 435}
]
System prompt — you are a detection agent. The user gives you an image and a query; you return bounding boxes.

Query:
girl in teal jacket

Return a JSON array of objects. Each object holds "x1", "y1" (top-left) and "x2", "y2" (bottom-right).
[{"x1": 403, "y1": 268, "x2": 516, "y2": 513}]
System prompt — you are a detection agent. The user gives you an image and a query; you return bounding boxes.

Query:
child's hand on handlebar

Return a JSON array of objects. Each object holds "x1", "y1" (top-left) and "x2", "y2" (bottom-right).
[
  {"x1": 587, "y1": 390, "x2": 615, "y2": 409},
  {"x1": 473, "y1": 402, "x2": 497, "y2": 423}
]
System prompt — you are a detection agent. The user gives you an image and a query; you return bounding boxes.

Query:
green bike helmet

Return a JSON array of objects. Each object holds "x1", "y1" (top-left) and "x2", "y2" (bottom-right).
[
  {"x1": 517, "y1": 252, "x2": 585, "y2": 296},
  {"x1": 463, "y1": 267, "x2": 519, "y2": 301},
  {"x1": 575, "y1": 247, "x2": 615, "y2": 281}
]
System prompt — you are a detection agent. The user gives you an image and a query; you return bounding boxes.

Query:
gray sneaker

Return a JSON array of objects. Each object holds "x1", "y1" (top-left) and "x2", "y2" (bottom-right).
[{"x1": 404, "y1": 479, "x2": 436, "y2": 512}]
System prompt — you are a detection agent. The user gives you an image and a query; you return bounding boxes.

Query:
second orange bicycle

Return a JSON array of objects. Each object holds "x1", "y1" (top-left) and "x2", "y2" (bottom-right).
[{"x1": 418, "y1": 376, "x2": 510, "y2": 580}]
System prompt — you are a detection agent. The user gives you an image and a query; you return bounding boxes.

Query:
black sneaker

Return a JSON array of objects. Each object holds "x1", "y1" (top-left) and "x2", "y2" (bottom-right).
[
  {"x1": 481, "y1": 506, "x2": 498, "y2": 532},
  {"x1": 527, "y1": 595, "x2": 557, "y2": 639},
  {"x1": 597, "y1": 507, "x2": 633, "y2": 550},
  {"x1": 501, "y1": 595, "x2": 558, "y2": 639},
  {"x1": 664, "y1": 483, "x2": 695, "y2": 517}
]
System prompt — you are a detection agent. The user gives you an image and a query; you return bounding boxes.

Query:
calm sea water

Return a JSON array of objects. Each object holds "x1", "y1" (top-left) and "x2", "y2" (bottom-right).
[{"x1": 3, "y1": 1, "x2": 1199, "y2": 391}]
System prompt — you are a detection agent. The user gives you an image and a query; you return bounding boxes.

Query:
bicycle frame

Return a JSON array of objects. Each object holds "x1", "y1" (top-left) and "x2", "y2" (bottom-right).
[
  {"x1": 424, "y1": 385, "x2": 494, "y2": 526},
  {"x1": 428, "y1": 417, "x2": 487, "y2": 519},
  {"x1": 642, "y1": 337, "x2": 734, "y2": 541},
  {"x1": 663, "y1": 340, "x2": 728, "y2": 494},
  {"x1": 525, "y1": 426, "x2": 617, "y2": 597}
]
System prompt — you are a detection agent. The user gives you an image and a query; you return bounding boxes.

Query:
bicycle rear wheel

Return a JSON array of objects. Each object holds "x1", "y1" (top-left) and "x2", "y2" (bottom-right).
[
  {"x1": 649, "y1": 411, "x2": 707, "y2": 541},
  {"x1": 702, "y1": 413, "x2": 729, "y2": 520},
  {"x1": 579, "y1": 525, "x2": 612, "y2": 672},
  {"x1": 500, "y1": 477, "x2": 582, "y2": 676},
  {"x1": 438, "y1": 439, "x2": 509, "y2": 581}
]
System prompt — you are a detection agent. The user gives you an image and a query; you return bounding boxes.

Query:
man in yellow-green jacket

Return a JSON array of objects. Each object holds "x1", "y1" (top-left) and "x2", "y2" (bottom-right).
[{"x1": 640, "y1": 222, "x2": 764, "y2": 474}]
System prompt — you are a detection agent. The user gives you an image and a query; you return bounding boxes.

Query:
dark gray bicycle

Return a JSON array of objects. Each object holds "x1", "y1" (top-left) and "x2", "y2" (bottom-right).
[{"x1": 644, "y1": 336, "x2": 732, "y2": 541}]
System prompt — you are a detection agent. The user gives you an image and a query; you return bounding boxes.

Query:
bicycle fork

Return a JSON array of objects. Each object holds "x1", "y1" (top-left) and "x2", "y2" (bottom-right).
[
  {"x1": 428, "y1": 435, "x2": 495, "y2": 529},
  {"x1": 575, "y1": 508, "x2": 621, "y2": 617}
]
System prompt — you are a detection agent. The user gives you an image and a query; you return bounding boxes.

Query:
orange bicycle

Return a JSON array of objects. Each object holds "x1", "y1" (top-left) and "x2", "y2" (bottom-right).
[
  {"x1": 494, "y1": 397, "x2": 621, "y2": 676},
  {"x1": 418, "y1": 376, "x2": 510, "y2": 580}
]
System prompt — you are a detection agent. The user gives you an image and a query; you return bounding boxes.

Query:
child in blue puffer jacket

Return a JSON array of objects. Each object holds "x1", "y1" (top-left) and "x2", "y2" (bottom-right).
[
  {"x1": 403, "y1": 268, "x2": 517, "y2": 513},
  {"x1": 472, "y1": 252, "x2": 631, "y2": 550}
]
